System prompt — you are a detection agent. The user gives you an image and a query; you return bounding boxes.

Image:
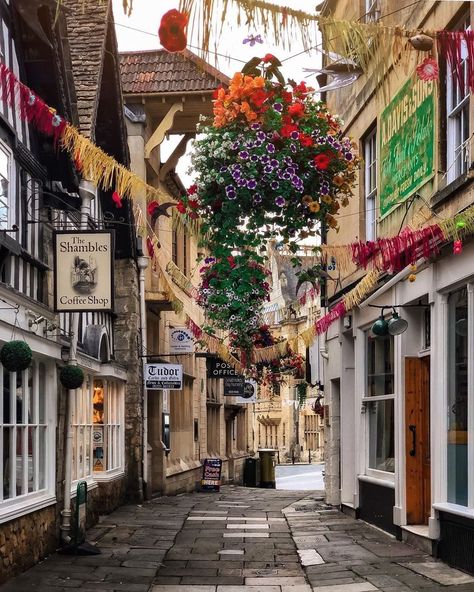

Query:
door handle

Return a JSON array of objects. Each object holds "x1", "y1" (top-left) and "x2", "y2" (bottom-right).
[{"x1": 409, "y1": 424, "x2": 416, "y2": 456}]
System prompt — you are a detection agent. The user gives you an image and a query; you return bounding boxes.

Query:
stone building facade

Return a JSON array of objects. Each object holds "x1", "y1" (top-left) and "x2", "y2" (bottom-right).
[
  {"x1": 319, "y1": 0, "x2": 474, "y2": 574},
  {"x1": 0, "y1": 0, "x2": 141, "y2": 583}
]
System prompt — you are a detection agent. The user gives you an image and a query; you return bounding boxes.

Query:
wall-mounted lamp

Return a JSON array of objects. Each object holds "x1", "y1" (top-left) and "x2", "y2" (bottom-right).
[
  {"x1": 371, "y1": 307, "x2": 408, "y2": 337},
  {"x1": 60, "y1": 346, "x2": 70, "y2": 363}
]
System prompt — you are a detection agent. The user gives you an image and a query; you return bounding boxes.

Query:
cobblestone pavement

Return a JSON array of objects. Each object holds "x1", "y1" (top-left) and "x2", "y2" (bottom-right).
[{"x1": 2, "y1": 486, "x2": 474, "y2": 592}]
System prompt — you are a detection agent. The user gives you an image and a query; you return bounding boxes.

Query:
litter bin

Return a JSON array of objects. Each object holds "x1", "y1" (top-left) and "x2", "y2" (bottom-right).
[
  {"x1": 243, "y1": 457, "x2": 260, "y2": 487},
  {"x1": 258, "y1": 449, "x2": 276, "y2": 488}
]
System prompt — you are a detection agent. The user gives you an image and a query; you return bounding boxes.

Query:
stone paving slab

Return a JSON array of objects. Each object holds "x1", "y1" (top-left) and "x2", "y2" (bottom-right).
[{"x1": 400, "y1": 562, "x2": 474, "y2": 585}]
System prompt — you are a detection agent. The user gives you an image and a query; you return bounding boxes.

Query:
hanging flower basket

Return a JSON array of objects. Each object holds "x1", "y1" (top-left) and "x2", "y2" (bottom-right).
[
  {"x1": 0, "y1": 340, "x2": 32, "y2": 372},
  {"x1": 60, "y1": 365, "x2": 84, "y2": 390}
]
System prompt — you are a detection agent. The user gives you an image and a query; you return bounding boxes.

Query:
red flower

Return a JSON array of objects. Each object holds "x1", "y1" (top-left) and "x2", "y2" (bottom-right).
[
  {"x1": 158, "y1": 9, "x2": 188, "y2": 53},
  {"x1": 250, "y1": 88, "x2": 268, "y2": 108},
  {"x1": 188, "y1": 199, "x2": 199, "y2": 209},
  {"x1": 188, "y1": 211, "x2": 199, "y2": 220},
  {"x1": 298, "y1": 133, "x2": 313, "y2": 147},
  {"x1": 294, "y1": 81, "x2": 311, "y2": 96},
  {"x1": 280, "y1": 123, "x2": 298, "y2": 138},
  {"x1": 176, "y1": 201, "x2": 187, "y2": 214},
  {"x1": 187, "y1": 183, "x2": 198, "y2": 195},
  {"x1": 147, "y1": 200, "x2": 159, "y2": 216},
  {"x1": 227, "y1": 256, "x2": 236, "y2": 268},
  {"x1": 288, "y1": 102, "x2": 305, "y2": 118},
  {"x1": 212, "y1": 85, "x2": 224, "y2": 100},
  {"x1": 416, "y1": 57, "x2": 439, "y2": 81},
  {"x1": 314, "y1": 153, "x2": 331, "y2": 170},
  {"x1": 281, "y1": 90, "x2": 293, "y2": 104},
  {"x1": 262, "y1": 53, "x2": 276, "y2": 63}
]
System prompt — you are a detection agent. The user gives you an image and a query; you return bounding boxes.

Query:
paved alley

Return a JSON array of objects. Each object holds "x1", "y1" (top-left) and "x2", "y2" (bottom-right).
[{"x1": 1, "y1": 486, "x2": 474, "y2": 592}]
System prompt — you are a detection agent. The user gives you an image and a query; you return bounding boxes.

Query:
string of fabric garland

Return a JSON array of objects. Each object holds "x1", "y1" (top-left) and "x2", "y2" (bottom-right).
[{"x1": 0, "y1": 63, "x2": 174, "y2": 209}]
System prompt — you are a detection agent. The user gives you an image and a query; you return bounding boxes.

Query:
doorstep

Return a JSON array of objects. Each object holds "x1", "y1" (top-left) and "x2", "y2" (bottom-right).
[{"x1": 401, "y1": 524, "x2": 436, "y2": 555}]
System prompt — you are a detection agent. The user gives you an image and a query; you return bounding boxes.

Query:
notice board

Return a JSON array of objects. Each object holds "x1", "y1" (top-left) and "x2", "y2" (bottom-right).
[{"x1": 201, "y1": 458, "x2": 222, "y2": 492}]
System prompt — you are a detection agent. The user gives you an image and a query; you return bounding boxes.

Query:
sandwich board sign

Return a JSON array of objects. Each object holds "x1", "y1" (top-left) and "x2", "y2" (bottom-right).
[{"x1": 201, "y1": 458, "x2": 222, "y2": 492}]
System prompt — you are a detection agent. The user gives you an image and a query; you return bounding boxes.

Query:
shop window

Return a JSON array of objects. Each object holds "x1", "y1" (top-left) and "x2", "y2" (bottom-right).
[
  {"x1": 365, "y1": 333, "x2": 395, "y2": 474},
  {"x1": 447, "y1": 287, "x2": 468, "y2": 506},
  {"x1": 72, "y1": 377, "x2": 124, "y2": 482},
  {"x1": 1, "y1": 360, "x2": 52, "y2": 514},
  {"x1": 446, "y1": 15, "x2": 470, "y2": 184}
]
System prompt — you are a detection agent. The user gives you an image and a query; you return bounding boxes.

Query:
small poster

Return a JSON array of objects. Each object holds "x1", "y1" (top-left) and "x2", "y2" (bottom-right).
[
  {"x1": 145, "y1": 363, "x2": 182, "y2": 390},
  {"x1": 169, "y1": 326, "x2": 194, "y2": 354},
  {"x1": 201, "y1": 458, "x2": 222, "y2": 492},
  {"x1": 53, "y1": 231, "x2": 114, "y2": 312},
  {"x1": 224, "y1": 375, "x2": 245, "y2": 396}
]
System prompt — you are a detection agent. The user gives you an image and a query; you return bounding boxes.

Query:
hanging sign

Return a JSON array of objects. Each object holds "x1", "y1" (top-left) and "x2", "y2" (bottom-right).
[
  {"x1": 169, "y1": 326, "x2": 194, "y2": 354},
  {"x1": 379, "y1": 76, "x2": 435, "y2": 218},
  {"x1": 224, "y1": 375, "x2": 245, "y2": 396},
  {"x1": 53, "y1": 231, "x2": 114, "y2": 312},
  {"x1": 207, "y1": 358, "x2": 239, "y2": 378},
  {"x1": 235, "y1": 380, "x2": 257, "y2": 404},
  {"x1": 145, "y1": 363, "x2": 182, "y2": 390},
  {"x1": 201, "y1": 458, "x2": 222, "y2": 491}
]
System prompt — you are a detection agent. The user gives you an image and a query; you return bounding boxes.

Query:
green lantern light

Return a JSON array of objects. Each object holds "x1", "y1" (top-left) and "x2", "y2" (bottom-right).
[{"x1": 371, "y1": 315, "x2": 388, "y2": 336}]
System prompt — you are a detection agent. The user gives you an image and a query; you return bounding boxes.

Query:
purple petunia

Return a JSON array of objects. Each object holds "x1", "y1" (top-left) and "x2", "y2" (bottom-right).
[
  {"x1": 251, "y1": 155, "x2": 259, "y2": 162},
  {"x1": 253, "y1": 193, "x2": 263, "y2": 204},
  {"x1": 251, "y1": 123, "x2": 261, "y2": 130},
  {"x1": 247, "y1": 179, "x2": 257, "y2": 190},
  {"x1": 287, "y1": 167, "x2": 296, "y2": 175},
  {"x1": 232, "y1": 170, "x2": 242, "y2": 180},
  {"x1": 290, "y1": 131, "x2": 299, "y2": 140},
  {"x1": 239, "y1": 150, "x2": 249, "y2": 160},
  {"x1": 260, "y1": 155, "x2": 270, "y2": 164},
  {"x1": 271, "y1": 181, "x2": 280, "y2": 190},
  {"x1": 219, "y1": 166, "x2": 228, "y2": 173},
  {"x1": 231, "y1": 141, "x2": 240, "y2": 150},
  {"x1": 257, "y1": 131, "x2": 266, "y2": 141},
  {"x1": 273, "y1": 102, "x2": 284, "y2": 113},
  {"x1": 290, "y1": 144, "x2": 297, "y2": 153},
  {"x1": 320, "y1": 185, "x2": 330, "y2": 195},
  {"x1": 266, "y1": 143, "x2": 276, "y2": 154},
  {"x1": 226, "y1": 185, "x2": 236, "y2": 199},
  {"x1": 270, "y1": 159, "x2": 279, "y2": 168},
  {"x1": 345, "y1": 152, "x2": 353, "y2": 161},
  {"x1": 264, "y1": 164, "x2": 274, "y2": 174},
  {"x1": 237, "y1": 178, "x2": 247, "y2": 187},
  {"x1": 275, "y1": 196, "x2": 286, "y2": 207},
  {"x1": 283, "y1": 156, "x2": 293, "y2": 166},
  {"x1": 317, "y1": 137, "x2": 326, "y2": 145}
]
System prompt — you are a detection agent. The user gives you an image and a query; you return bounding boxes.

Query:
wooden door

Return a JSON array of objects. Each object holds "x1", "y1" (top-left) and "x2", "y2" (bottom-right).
[{"x1": 405, "y1": 357, "x2": 431, "y2": 525}]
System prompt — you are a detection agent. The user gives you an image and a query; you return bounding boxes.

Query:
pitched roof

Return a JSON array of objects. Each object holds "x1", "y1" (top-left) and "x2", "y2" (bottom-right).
[
  {"x1": 63, "y1": 0, "x2": 110, "y2": 138},
  {"x1": 119, "y1": 49, "x2": 229, "y2": 94}
]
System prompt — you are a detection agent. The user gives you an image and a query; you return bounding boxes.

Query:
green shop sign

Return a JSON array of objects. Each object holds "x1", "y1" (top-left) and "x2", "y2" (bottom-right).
[{"x1": 379, "y1": 76, "x2": 435, "y2": 218}]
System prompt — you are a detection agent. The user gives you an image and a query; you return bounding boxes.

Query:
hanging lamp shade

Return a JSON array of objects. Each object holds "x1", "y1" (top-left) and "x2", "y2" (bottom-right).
[
  {"x1": 371, "y1": 315, "x2": 388, "y2": 336},
  {"x1": 387, "y1": 312, "x2": 408, "y2": 336}
]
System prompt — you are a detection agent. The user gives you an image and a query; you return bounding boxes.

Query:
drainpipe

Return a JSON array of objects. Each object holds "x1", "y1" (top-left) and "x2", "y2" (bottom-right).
[
  {"x1": 137, "y1": 254, "x2": 149, "y2": 499},
  {"x1": 60, "y1": 180, "x2": 95, "y2": 544}
]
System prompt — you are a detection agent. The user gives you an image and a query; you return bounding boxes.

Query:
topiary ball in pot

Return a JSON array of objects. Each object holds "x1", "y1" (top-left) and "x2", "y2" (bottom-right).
[
  {"x1": 0, "y1": 340, "x2": 32, "y2": 372},
  {"x1": 60, "y1": 365, "x2": 84, "y2": 389}
]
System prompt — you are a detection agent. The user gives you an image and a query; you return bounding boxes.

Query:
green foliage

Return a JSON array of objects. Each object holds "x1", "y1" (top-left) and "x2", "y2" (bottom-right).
[
  {"x1": 0, "y1": 340, "x2": 32, "y2": 372},
  {"x1": 60, "y1": 365, "x2": 85, "y2": 390}
]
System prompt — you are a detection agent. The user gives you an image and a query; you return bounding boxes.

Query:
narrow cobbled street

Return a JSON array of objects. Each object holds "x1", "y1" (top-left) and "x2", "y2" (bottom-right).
[{"x1": 2, "y1": 486, "x2": 474, "y2": 592}]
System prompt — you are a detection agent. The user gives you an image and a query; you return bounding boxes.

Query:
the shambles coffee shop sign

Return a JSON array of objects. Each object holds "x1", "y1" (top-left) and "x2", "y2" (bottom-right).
[
  {"x1": 54, "y1": 231, "x2": 114, "y2": 312},
  {"x1": 379, "y1": 76, "x2": 435, "y2": 218}
]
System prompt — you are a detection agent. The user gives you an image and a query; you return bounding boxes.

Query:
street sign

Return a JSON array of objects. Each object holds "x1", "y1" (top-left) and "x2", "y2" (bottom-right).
[
  {"x1": 224, "y1": 375, "x2": 245, "y2": 396},
  {"x1": 207, "y1": 358, "x2": 239, "y2": 378},
  {"x1": 145, "y1": 363, "x2": 182, "y2": 390},
  {"x1": 235, "y1": 380, "x2": 257, "y2": 404},
  {"x1": 169, "y1": 326, "x2": 194, "y2": 354}
]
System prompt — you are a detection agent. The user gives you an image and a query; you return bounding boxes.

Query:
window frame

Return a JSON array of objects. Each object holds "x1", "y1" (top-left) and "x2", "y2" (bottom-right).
[
  {"x1": 0, "y1": 358, "x2": 56, "y2": 524},
  {"x1": 363, "y1": 331, "x2": 395, "y2": 480},
  {"x1": 445, "y1": 14, "x2": 471, "y2": 184},
  {"x1": 0, "y1": 140, "x2": 13, "y2": 233},
  {"x1": 363, "y1": 127, "x2": 377, "y2": 242}
]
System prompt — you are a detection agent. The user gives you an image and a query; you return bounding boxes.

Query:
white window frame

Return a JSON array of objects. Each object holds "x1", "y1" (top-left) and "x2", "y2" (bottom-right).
[
  {"x1": 446, "y1": 15, "x2": 471, "y2": 185},
  {"x1": 363, "y1": 331, "x2": 395, "y2": 481},
  {"x1": 364, "y1": 128, "x2": 377, "y2": 242},
  {"x1": 71, "y1": 376, "x2": 125, "y2": 490},
  {"x1": 0, "y1": 358, "x2": 56, "y2": 524},
  {"x1": 364, "y1": 0, "x2": 380, "y2": 23},
  {"x1": 0, "y1": 141, "x2": 13, "y2": 232}
]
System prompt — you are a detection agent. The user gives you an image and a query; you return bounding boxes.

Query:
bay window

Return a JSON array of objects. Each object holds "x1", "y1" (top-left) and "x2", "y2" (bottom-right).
[
  {"x1": 0, "y1": 358, "x2": 55, "y2": 521},
  {"x1": 72, "y1": 376, "x2": 124, "y2": 483},
  {"x1": 365, "y1": 333, "x2": 395, "y2": 473}
]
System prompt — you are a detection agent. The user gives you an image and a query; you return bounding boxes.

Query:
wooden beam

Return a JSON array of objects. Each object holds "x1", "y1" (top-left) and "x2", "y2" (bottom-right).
[
  {"x1": 159, "y1": 134, "x2": 193, "y2": 181},
  {"x1": 144, "y1": 102, "x2": 183, "y2": 159}
]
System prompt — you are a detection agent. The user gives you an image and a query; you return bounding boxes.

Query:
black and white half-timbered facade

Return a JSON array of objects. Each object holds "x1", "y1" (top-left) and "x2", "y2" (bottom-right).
[{"x1": 0, "y1": 0, "x2": 142, "y2": 582}]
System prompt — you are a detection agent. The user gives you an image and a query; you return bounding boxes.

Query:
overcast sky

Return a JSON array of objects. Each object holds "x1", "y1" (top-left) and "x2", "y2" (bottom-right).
[{"x1": 112, "y1": 0, "x2": 322, "y2": 183}]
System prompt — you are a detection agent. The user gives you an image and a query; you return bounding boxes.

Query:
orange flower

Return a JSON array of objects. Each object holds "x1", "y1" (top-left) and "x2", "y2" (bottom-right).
[
  {"x1": 333, "y1": 175, "x2": 344, "y2": 186},
  {"x1": 321, "y1": 194, "x2": 333, "y2": 204},
  {"x1": 240, "y1": 101, "x2": 257, "y2": 122},
  {"x1": 302, "y1": 195, "x2": 313, "y2": 204},
  {"x1": 308, "y1": 201, "x2": 320, "y2": 213}
]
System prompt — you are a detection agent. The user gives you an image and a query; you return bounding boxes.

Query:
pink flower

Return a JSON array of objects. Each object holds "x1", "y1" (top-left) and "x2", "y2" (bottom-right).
[{"x1": 416, "y1": 57, "x2": 439, "y2": 81}]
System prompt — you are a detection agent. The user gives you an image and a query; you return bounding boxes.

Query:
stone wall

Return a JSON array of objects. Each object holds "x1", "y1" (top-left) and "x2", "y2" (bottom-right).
[
  {"x1": 0, "y1": 506, "x2": 57, "y2": 585},
  {"x1": 113, "y1": 258, "x2": 143, "y2": 503}
]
